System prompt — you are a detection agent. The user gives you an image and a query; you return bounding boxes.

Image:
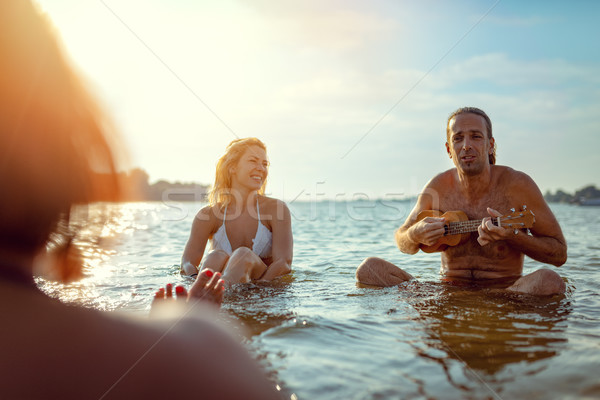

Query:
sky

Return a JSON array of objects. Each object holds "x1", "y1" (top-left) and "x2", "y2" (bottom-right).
[{"x1": 36, "y1": 0, "x2": 599, "y2": 201}]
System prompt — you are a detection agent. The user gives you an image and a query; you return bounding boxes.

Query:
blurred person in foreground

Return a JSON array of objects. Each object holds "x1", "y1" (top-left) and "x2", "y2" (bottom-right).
[
  {"x1": 0, "y1": 1, "x2": 280, "y2": 398},
  {"x1": 356, "y1": 107, "x2": 567, "y2": 295}
]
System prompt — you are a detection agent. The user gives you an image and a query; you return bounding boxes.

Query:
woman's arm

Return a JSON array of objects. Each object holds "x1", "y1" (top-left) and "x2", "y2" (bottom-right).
[
  {"x1": 181, "y1": 206, "x2": 216, "y2": 276},
  {"x1": 261, "y1": 200, "x2": 293, "y2": 280}
]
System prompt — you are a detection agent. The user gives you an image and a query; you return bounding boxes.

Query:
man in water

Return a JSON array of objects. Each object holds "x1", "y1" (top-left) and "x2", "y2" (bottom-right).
[{"x1": 356, "y1": 107, "x2": 567, "y2": 295}]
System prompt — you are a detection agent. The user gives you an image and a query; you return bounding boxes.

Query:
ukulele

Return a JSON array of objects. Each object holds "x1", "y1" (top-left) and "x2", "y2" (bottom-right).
[{"x1": 417, "y1": 206, "x2": 535, "y2": 253}]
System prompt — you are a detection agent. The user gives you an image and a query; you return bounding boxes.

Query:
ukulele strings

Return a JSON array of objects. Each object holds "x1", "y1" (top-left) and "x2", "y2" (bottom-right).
[{"x1": 445, "y1": 218, "x2": 497, "y2": 235}]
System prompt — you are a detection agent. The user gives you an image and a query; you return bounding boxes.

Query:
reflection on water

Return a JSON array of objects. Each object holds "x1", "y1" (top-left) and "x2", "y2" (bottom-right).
[
  {"x1": 37, "y1": 202, "x2": 174, "y2": 310},
  {"x1": 399, "y1": 281, "x2": 571, "y2": 396}
]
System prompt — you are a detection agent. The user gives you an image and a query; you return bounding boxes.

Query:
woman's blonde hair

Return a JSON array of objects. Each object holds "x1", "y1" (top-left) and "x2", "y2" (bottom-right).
[{"x1": 207, "y1": 138, "x2": 268, "y2": 207}]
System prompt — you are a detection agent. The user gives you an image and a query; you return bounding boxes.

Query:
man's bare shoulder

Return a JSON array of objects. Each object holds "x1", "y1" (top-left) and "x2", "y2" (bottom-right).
[
  {"x1": 425, "y1": 169, "x2": 457, "y2": 192},
  {"x1": 413, "y1": 169, "x2": 457, "y2": 210},
  {"x1": 493, "y1": 165, "x2": 538, "y2": 190}
]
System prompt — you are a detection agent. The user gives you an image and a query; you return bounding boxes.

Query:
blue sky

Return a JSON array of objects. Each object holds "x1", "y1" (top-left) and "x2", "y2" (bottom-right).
[{"x1": 36, "y1": 0, "x2": 599, "y2": 201}]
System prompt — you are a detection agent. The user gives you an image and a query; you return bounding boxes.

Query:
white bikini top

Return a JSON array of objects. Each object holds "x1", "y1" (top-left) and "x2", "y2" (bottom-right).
[{"x1": 210, "y1": 199, "x2": 273, "y2": 259}]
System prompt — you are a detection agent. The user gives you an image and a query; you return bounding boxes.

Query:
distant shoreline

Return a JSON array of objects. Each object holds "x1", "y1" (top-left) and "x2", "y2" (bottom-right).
[
  {"x1": 544, "y1": 185, "x2": 600, "y2": 204},
  {"x1": 104, "y1": 169, "x2": 599, "y2": 205},
  {"x1": 95, "y1": 168, "x2": 209, "y2": 202}
]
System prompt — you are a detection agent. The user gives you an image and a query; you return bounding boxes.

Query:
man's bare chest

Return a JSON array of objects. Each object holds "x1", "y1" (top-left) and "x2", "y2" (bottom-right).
[
  {"x1": 437, "y1": 187, "x2": 524, "y2": 270},
  {"x1": 438, "y1": 190, "x2": 514, "y2": 220}
]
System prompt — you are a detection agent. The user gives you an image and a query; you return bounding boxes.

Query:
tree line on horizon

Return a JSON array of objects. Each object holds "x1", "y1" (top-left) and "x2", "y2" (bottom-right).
[
  {"x1": 544, "y1": 185, "x2": 600, "y2": 204},
  {"x1": 114, "y1": 168, "x2": 209, "y2": 202},
  {"x1": 97, "y1": 168, "x2": 598, "y2": 205}
]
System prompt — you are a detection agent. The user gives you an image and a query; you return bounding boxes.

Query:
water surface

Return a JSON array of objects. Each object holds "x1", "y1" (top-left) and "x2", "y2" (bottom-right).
[{"x1": 39, "y1": 201, "x2": 600, "y2": 399}]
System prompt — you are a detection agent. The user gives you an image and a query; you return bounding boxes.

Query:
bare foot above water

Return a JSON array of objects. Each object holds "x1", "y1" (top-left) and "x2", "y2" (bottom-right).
[
  {"x1": 188, "y1": 269, "x2": 225, "y2": 306},
  {"x1": 151, "y1": 269, "x2": 225, "y2": 316}
]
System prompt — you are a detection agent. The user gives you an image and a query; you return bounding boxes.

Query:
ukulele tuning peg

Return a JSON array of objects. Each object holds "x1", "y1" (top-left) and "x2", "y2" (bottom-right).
[
  {"x1": 522, "y1": 205, "x2": 527, "y2": 211},
  {"x1": 510, "y1": 208, "x2": 516, "y2": 213}
]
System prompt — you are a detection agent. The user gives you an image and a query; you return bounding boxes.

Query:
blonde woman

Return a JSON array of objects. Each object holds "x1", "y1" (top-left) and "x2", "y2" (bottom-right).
[{"x1": 181, "y1": 138, "x2": 293, "y2": 284}]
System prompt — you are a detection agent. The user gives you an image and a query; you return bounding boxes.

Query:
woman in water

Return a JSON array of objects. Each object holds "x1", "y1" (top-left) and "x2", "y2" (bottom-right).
[
  {"x1": 181, "y1": 138, "x2": 293, "y2": 284},
  {"x1": 0, "y1": 1, "x2": 279, "y2": 398}
]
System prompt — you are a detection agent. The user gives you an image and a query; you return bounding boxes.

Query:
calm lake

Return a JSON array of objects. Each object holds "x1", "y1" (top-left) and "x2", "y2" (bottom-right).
[{"x1": 38, "y1": 201, "x2": 600, "y2": 400}]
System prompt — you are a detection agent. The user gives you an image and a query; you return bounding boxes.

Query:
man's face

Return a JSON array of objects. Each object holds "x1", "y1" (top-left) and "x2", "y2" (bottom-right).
[{"x1": 445, "y1": 113, "x2": 494, "y2": 176}]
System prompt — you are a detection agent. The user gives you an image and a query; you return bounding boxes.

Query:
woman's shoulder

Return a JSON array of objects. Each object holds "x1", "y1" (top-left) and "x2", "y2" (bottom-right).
[
  {"x1": 195, "y1": 203, "x2": 224, "y2": 223},
  {"x1": 258, "y1": 195, "x2": 290, "y2": 215}
]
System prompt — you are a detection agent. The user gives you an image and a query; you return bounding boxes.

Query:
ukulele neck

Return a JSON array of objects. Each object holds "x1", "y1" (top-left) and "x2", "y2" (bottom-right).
[{"x1": 444, "y1": 217, "x2": 499, "y2": 236}]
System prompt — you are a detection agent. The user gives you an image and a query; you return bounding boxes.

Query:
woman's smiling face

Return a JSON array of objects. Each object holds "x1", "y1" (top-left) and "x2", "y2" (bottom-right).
[{"x1": 231, "y1": 145, "x2": 269, "y2": 191}]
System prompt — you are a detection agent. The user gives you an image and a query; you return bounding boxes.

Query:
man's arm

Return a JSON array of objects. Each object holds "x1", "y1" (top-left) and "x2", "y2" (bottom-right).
[
  {"x1": 478, "y1": 172, "x2": 567, "y2": 267},
  {"x1": 395, "y1": 185, "x2": 446, "y2": 254}
]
